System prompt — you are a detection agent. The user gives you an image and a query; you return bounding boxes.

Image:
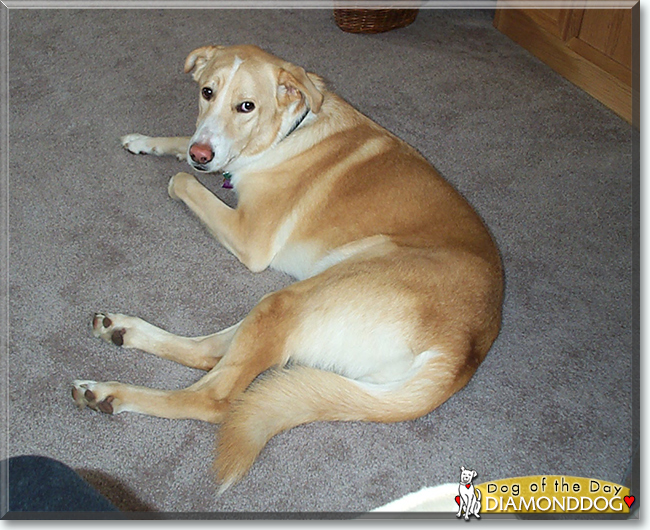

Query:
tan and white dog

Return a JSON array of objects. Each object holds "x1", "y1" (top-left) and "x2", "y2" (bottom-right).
[{"x1": 72, "y1": 45, "x2": 503, "y2": 491}]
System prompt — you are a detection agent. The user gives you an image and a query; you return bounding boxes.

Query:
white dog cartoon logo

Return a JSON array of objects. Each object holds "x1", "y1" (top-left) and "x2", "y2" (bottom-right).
[{"x1": 455, "y1": 466, "x2": 481, "y2": 520}]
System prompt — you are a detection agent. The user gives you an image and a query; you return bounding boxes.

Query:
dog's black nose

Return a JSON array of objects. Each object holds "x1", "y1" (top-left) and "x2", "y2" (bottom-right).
[{"x1": 189, "y1": 143, "x2": 214, "y2": 165}]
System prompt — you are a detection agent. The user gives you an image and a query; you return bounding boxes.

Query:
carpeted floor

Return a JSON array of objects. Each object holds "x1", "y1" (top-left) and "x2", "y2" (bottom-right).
[{"x1": 5, "y1": 7, "x2": 637, "y2": 516}]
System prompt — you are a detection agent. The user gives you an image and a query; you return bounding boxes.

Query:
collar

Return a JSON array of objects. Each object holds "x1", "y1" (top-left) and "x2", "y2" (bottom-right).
[
  {"x1": 221, "y1": 106, "x2": 311, "y2": 188},
  {"x1": 284, "y1": 106, "x2": 310, "y2": 140}
]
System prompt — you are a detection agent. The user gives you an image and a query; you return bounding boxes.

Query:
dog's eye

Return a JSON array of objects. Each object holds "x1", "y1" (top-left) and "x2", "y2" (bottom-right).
[
  {"x1": 201, "y1": 87, "x2": 214, "y2": 101},
  {"x1": 236, "y1": 101, "x2": 256, "y2": 113}
]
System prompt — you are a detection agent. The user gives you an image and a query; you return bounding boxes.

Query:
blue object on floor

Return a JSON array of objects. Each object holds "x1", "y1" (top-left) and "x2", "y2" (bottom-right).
[{"x1": 3, "y1": 455, "x2": 121, "y2": 517}]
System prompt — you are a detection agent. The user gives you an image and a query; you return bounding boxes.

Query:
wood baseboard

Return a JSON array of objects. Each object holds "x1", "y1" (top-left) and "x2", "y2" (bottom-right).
[{"x1": 494, "y1": 9, "x2": 635, "y2": 126}]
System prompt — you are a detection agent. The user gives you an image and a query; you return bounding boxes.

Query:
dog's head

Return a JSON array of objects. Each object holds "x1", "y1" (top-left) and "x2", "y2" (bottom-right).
[
  {"x1": 183, "y1": 44, "x2": 324, "y2": 174},
  {"x1": 459, "y1": 466, "x2": 478, "y2": 485}
]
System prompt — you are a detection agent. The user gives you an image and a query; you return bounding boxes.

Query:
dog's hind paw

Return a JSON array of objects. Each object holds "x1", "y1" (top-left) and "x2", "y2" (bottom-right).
[
  {"x1": 121, "y1": 133, "x2": 153, "y2": 155},
  {"x1": 71, "y1": 380, "x2": 120, "y2": 414},
  {"x1": 92, "y1": 312, "x2": 128, "y2": 347}
]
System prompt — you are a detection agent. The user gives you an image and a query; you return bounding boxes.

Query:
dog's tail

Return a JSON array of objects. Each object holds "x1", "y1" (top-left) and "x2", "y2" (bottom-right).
[{"x1": 214, "y1": 350, "x2": 474, "y2": 492}]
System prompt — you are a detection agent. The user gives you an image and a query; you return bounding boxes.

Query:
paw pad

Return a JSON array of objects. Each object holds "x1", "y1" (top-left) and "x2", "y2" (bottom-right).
[
  {"x1": 72, "y1": 380, "x2": 116, "y2": 415},
  {"x1": 111, "y1": 328, "x2": 126, "y2": 347},
  {"x1": 93, "y1": 312, "x2": 127, "y2": 347}
]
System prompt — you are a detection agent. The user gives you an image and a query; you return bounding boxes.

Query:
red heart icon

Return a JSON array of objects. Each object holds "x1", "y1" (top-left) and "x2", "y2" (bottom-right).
[
  {"x1": 455, "y1": 495, "x2": 460, "y2": 505},
  {"x1": 624, "y1": 496, "x2": 635, "y2": 508},
  {"x1": 466, "y1": 484, "x2": 471, "y2": 489}
]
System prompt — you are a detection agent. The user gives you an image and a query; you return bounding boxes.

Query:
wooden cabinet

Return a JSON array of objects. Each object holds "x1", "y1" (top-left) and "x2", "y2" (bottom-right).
[{"x1": 494, "y1": 5, "x2": 638, "y2": 126}]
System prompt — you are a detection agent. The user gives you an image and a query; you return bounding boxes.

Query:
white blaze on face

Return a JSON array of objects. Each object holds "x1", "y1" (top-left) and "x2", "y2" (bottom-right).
[{"x1": 190, "y1": 56, "x2": 245, "y2": 171}]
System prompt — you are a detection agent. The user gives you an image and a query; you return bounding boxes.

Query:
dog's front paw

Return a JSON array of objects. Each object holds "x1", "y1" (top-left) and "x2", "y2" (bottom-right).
[
  {"x1": 92, "y1": 312, "x2": 129, "y2": 347},
  {"x1": 121, "y1": 133, "x2": 153, "y2": 155},
  {"x1": 168, "y1": 172, "x2": 196, "y2": 201},
  {"x1": 71, "y1": 380, "x2": 120, "y2": 414}
]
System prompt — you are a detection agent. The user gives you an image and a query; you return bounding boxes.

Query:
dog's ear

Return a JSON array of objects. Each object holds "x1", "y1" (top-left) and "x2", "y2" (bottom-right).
[
  {"x1": 277, "y1": 66, "x2": 324, "y2": 114},
  {"x1": 184, "y1": 46, "x2": 222, "y2": 81},
  {"x1": 460, "y1": 466, "x2": 466, "y2": 472},
  {"x1": 473, "y1": 471, "x2": 477, "y2": 479}
]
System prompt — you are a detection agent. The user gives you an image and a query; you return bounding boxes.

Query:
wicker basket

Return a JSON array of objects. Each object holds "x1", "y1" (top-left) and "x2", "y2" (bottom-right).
[{"x1": 334, "y1": 8, "x2": 418, "y2": 34}]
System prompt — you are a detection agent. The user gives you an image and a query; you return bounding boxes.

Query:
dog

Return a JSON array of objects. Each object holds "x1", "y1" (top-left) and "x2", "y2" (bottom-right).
[
  {"x1": 456, "y1": 466, "x2": 482, "y2": 520},
  {"x1": 72, "y1": 45, "x2": 503, "y2": 491}
]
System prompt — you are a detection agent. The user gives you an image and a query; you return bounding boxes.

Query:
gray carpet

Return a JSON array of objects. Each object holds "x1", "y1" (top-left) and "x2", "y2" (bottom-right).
[{"x1": 5, "y1": 7, "x2": 637, "y2": 516}]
